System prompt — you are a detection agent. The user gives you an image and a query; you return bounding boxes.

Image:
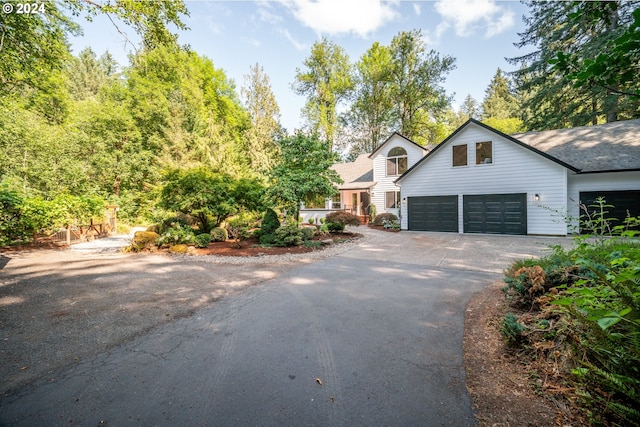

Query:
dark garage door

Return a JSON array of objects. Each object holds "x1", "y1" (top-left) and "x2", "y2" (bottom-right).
[
  {"x1": 463, "y1": 193, "x2": 527, "y2": 235},
  {"x1": 580, "y1": 190, "x2": 640, "y2": 233},
  {"x1": 408, "y1": 195, "x2": 458, "y2": 232}
]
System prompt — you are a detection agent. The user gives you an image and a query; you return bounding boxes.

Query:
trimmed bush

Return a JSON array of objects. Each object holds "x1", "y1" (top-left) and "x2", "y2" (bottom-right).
[
  {"x1": 130, "y1": 231, "x2": 160, "y2": 252},
  {"x1": 169, "y1": 244, "x2": 189, "y2": 253},
  {"x1": 210, "y1": 227, "x2": 228, "y2": 242},
  {"x1": 301, "y1": 226, "x2": 314, "y2": 241},
  {"x1": 373, "y1": 213, "x2": 398, "y2": 226},
  {"x1": 261, "y1": 208, "x2": 280, "y2": 235},
  {"x1": 325, "y1": 211, "x2": 361, "y2": 226},
  {"x1": 259, "y1": 233, "x2": 277, "y2": 245},
  {"x1": 157, "y1": 223, "x2": 195, "y2": 246},
  {"x1": 326, "y1": 222, "x2": 345, "y2": 233},
  {"x1": 194, "y1": 233, "x2": 212, "y2": 248},
  {"x1": 273, "y1": 224, "x2": 303, "y2": 247}
]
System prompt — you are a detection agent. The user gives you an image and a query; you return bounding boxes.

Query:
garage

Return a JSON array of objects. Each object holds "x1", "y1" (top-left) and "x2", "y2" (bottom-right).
[
  {"x1": 463, "y1": 193, "x2": 527, "y2": 235},
  {"x1": 407, "y1": 195, "x2": 458, "y2": 232},
  {"x1": 579, "y1": 190, "x2": 640, "y2": 232}
]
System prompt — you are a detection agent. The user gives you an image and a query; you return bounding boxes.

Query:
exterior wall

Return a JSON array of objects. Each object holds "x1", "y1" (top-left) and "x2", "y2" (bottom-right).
[
  {"x1": 398, "y1": 123, "x2": 569, "y2": 235},
  {"x1": 567, "y1": 171, "x2": 640, "y2": 232},
  {"x1": 372, "y1": 135, "x2": 426, "y2": 219}
]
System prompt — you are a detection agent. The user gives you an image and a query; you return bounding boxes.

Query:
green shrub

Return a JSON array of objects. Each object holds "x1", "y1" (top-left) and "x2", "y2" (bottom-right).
[
  {"x1": 210, "y1": 227, "x2": 228, "y2": 242},
  {"x1": 325, "y1": 211, "x2": 361, "y2": 226},
  {"x1": 273, "y1": 224, "x2": 303, "y2": 247},
  {"x1": 169, "y1": 244, "x2": 189, "y2": 253},
  {"x1": 326, "y1": 222, "x2": 345, "y2": 233},
  {"x1": 129, "y1": 231, "x2": 160, "y2": 252},
  {"x1": 499, "y1": 313, "x2": 526, "y2": 346},
  {"x1": 194, "y1": 233, "x2": 212, "y2": 248},
  {"x1": 261, "y1": 208, "x2": 280, "y2": 235},
  {"x1": 157, "y1": 223, "x2": 195, "y2": 246},
  {"x1": 368, "y1": 203, "x2": 377, "y2": 223},
  {"x1": 382, "y1": 218, "x2": 400, "y2": 230},
  {"x1": 301, "y1": 226, "x2": 315, "y2": 241},
  {"x1": 308, "y1": 218, "x2": 315, "y2": 224},
  {"x1": 373, "y1": 213, "x2": 398, "y2": 226},
  {"x1": 259, "y1": 233, "x2": 277, "y2": 245}
]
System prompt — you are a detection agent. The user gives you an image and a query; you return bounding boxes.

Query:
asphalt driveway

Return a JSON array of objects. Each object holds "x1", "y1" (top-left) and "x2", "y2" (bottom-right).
[{"x1": 0, "y1": 228, "x2": 570, "y2": 425}]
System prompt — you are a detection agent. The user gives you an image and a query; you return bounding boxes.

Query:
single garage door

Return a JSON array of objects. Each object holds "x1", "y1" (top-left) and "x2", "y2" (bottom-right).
[
  {"x1": 463, "y1": 193, "x2": 527, "y2": 235},
  {"x1": 408, "y1": 195, "x2": 458, "y2": 232},
  {"x1": 579, "y1": 190, "x2": 640, "y2": 232}
]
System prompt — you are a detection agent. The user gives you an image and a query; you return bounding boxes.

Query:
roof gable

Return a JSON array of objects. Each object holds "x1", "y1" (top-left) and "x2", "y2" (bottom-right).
[
  {"x1": 396, "y1": 119, "x2": 581, "y2": 183},
  {"x1": 368, "y1": 132, "x2": 429, "y2": 159}
]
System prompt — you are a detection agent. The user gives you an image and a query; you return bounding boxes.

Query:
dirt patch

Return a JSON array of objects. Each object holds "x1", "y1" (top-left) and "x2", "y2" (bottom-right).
[{"x1": 463, "y1": 281, "x2": 583, "y2": 426}]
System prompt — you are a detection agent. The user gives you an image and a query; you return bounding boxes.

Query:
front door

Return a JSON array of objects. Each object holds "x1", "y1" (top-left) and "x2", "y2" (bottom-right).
[{"x1": 360, "y1": 192, "x2": 371, "y2": 219}]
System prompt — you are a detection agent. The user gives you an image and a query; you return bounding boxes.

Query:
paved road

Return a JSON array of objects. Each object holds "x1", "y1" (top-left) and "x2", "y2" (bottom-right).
[{"x1": 0, "y1": 229, "x2": 569, "y2": 426}]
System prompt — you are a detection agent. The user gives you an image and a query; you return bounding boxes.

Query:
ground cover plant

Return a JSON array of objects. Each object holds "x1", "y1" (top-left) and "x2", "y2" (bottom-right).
[{"x1": 501, "y1": 200, "x2": 640, "y2": 425}]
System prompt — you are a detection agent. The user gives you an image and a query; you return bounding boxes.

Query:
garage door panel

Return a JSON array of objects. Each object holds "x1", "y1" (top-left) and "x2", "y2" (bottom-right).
[
  {"x1": 463, "y1": 194, "x2": 527, "y2": 235},
  {"x1": 408, "y1": 196, "x2": 458, "y2": 232}
]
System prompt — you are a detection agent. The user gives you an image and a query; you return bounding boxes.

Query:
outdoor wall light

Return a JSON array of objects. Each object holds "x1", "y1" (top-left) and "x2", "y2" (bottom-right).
[{"x1": 534, "y1": 193, "x2": 540, "y2": 202}]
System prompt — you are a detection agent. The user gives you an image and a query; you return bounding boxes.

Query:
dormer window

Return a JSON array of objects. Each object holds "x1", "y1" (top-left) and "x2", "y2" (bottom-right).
[
  {"x1": 386, "y1": 147, "x2": 408, "y2": 176},
  {"x1": 476, "y1": 141, "x2": 493, "y2": 164}
]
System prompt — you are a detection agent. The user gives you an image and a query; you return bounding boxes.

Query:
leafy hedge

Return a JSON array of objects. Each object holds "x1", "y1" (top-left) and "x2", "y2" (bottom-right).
[{"x1": 501, "y1": 211, "x2": 640, "y2": 425}]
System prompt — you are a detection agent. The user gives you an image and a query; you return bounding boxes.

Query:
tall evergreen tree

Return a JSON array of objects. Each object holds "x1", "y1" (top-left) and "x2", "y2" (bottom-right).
[
  {"x1": 508, "y1": 1, "x2": 640, "y2": 130},
  {"x1": 241, "y1": 63, "x2": 283, "y2": 175},
  {"x1": 460, "y1": 95, "x2": 480, "y2": 120}
]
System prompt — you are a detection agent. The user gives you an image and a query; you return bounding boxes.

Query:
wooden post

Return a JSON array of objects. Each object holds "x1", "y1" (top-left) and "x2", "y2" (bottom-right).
[{"x1": 66, "y1": 225, "x2": 71, "y2": 246}]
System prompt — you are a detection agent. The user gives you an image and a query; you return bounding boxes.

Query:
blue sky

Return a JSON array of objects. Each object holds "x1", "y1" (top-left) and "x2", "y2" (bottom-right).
[{"x1": 70, "y1": 0, "x2": 531, "y2": 132}]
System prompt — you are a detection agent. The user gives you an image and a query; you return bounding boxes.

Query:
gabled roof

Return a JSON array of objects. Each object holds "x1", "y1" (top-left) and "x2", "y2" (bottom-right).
[
  {"x1": 396, "y1": 118, "x2": 581, "y2": 184},
  {"x1": 514, "y1": 119, "x2": 640, "y2": 173},
  {"x1": 368, "y1": 131, "x2": 429, "y2": 159},
  {"x1": 331, "y1": 153, "x2": 375, "y2": 190}
]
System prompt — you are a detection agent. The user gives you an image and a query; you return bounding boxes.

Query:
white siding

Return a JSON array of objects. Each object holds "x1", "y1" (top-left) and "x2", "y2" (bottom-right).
[
  {"x1": 398, "y1": 123, "x2": 569, "y2": 235},
  {"x1": 371, "y1": 135, "x2": 427, "y2": 218},
  {"x1": 567, "y1": 171, "x2": 640, "y2": 232}
]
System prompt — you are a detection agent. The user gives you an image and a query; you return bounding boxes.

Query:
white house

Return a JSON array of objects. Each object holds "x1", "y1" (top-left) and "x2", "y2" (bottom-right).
[
  {"x1": 311, "y1": 133, "x2": 428, "y2": 223},
  {"x1": 395, "y1": 119, "x2": 640, "y2": 235}
]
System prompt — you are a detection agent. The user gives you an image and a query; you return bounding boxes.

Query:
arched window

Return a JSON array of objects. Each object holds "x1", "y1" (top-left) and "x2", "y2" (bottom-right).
[{"x1": 386, "y1": 147, "x2": 408, "y2": 176}]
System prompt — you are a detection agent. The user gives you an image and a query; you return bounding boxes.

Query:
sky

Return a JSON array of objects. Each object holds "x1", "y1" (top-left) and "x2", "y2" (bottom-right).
[{"x1": 70, "y1": 0, "x2": 532, "y2": 133}]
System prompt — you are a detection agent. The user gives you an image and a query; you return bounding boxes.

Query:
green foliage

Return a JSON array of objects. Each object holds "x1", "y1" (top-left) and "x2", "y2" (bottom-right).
[
  {"x1": 210, "y1": 227, "x2": 228, "y2": 242},
  {"x1": 160, "y1": 168, "x2": 264, "y2": 233},
  {"x1": 273, "y1": 224, "x2": 304, "y2": 247},
  {"x1": 266, "y1": 133, "x2": 342, "y2": 220},
  {"x1": 509, "y1": 1, "x2": 640, "y2": 129},
  {"x1": 551, "y1": 7, "x2": 640, "y2": 99},
  {"x1": 260, "y1": 208, "x2": 280, "y2": 235},
  {"x1": 502, "y1": 208, "x2": 640, "y2": 425},
  {"x1": 293, "y1": 37, "x2": 354, "y2": 149},
  {"x1": 368, "y1": 204, "x2": 377, "y2": 223},
  {"x1": 308, "y1": 218, "x2": 315, "y2": 224},
  {"x1": 499, "y1": 313, "x2": 526, "y2": 346},
  {"x1": 157, "y1": 223, "x2": 195, "y2": 246},
  {"x1": 373, "y1": 212, "x2": 398, "y2": 226},
  {"x1": 194, "y1": 233, "x2": 212, "y2": 248},
  {"x1": 325, "y1": 211, "x2": 361, "y2": 226},
  {"x1": 326, "y1": 222, "x2": 345, "y2": 233},
  {"x1": 300, "y1": 226, "x2": 315, "y2": 241},
  {"x1": 129, "y1": 231, "x2": 160, "y2": 252},
  {"x1": 382, "y1": 218, "x2": 400, "y2": 230}
]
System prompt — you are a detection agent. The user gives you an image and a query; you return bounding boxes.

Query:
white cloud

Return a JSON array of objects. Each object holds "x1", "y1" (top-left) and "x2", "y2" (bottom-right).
[
  {"x1": 413, "y1": 3, "x2": 421, "y2": 16},
  {"x1": 433, "y1": 0, "x2": 514, "y2": 38},
  {"x1": 279, "y1": 28, "x2": 308, "y2": 51},
  {"x1": 281, "y1": 0, "x2": 400, "y2": 38}
]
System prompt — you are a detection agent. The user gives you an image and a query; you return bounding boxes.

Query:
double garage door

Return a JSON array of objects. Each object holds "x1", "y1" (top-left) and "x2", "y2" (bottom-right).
[{"x1": 408, "y1": 193, "x2": 527, "y2": 235}]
